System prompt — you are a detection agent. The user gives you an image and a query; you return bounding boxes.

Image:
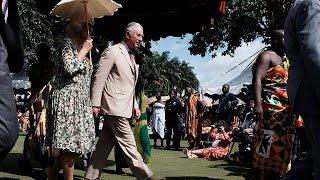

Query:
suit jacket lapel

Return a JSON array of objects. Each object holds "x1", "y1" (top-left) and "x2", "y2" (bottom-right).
[
  {"x1": 134, "y1": 64, "x2": 139, "y2": 84},
  {"x1": 118, "y1": 44, "x2": 135, "y2": 73}
]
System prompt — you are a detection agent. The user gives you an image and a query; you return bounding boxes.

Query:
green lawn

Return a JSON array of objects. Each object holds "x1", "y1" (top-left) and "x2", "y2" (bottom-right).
[{"x1": 0, "y1": 134, "x2": 249, "y2": 179}]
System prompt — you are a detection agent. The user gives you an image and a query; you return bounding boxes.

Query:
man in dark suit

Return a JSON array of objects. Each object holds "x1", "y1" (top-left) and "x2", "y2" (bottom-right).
[
  {"x1": 0, "y1": 0, "x2": 23, "y2": 161},
  {"x1": 285, "y1": 0, "x2": 320, "y2": 178}
]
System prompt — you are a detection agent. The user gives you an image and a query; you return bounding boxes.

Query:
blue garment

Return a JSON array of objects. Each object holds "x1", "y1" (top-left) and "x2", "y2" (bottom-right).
[
  {"x1": 285, "y1": 0, "x2": 320, "y2": 178},
  {"x1": 0, "y1": 34, "x2": 19, "y2": 161}
]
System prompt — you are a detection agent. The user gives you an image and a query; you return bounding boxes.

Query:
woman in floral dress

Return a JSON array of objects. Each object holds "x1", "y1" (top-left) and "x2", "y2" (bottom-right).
[{"x1": 47, "y1": 19, "x2": 96, "y2": 179}]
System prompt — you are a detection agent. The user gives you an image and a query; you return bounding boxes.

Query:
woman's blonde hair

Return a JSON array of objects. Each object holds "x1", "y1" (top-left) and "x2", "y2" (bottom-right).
[
  {"x1": 66, "y1": 21, "x2": 83, "y2": 38},
  {"x1": 66, "y1": 19, "x2": 94, "y2": 39}
]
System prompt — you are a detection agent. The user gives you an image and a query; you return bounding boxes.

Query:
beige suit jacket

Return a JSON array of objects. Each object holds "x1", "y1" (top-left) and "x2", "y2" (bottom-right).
[{"x1": 91, "y1": 42, "x2": 139, "y2": 118}]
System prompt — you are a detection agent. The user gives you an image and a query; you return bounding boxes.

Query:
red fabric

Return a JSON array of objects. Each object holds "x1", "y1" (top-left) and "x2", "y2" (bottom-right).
[
  {"x1": 294, "y1": 116, "x2": 304, "y2": 128},
  {"x1": 202, "y1": 146, "x2": 230, "y2": 159},
  {"x1": 186, "y1": 94, "x2": 200, "y2": 139},
  {"x1": 202, "y1": 131, "x2": 231, "y2": 159},
  {"x1": 219, "y1": 0, "x2": 226, "y2": 14}
]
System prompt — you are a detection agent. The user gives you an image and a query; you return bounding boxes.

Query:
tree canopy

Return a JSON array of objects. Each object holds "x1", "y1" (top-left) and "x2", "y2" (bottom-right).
[
  {"x1": 188, "y1": 0, "x2": 292, "y2": 57},
  {"x1": 16, "y1": 1, "x2": 199, "y2": 97},
  {"x1": 17, "y1": 0, "x2": 55, "y2": 63},
  {"x1": 137, "y1": 52, "x2": 199, "y2": 97}
]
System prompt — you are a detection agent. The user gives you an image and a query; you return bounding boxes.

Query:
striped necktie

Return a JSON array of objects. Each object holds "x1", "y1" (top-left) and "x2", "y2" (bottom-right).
[
  {"x1": 129, "y1": 50, "x2": 136, "y2": 65},
  {"x1": 2, "y1": 0, "x2": 8, "y2": 23}
]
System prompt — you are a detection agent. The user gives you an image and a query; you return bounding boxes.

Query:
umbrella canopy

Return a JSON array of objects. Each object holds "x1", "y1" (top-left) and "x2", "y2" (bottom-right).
[{"x1": 51, "y1": 0, "x2": 122, "y2": 23}]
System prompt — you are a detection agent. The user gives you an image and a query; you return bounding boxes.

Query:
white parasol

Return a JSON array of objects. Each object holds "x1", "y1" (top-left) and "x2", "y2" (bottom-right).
[
  {"x1": 51, "y1": 0, "x2": 122, "y2": 25},
  {"x1": 51, "y1": 0, "x2": 122, "y2": 59}
]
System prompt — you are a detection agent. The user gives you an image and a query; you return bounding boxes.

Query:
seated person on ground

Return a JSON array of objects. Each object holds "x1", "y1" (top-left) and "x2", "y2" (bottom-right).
[{"x1": 184, "y1": 125, "x2": 232, "y2": 160}]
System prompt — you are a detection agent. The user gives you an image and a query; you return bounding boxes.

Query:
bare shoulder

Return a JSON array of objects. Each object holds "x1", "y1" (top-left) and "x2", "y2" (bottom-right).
[
  {"x1": 263, "y1": 50, "x2": 278, "y2": 55},
  {"x1": 256, "y1": 51, "x2": 273, "y2": 64},
  {"x1": 253, "y1": 50, "x2": 274, "y2": 72},
  {"x1": 260, "y1": 50, "x2": 278, "y2": 59},
  {"x1": 258, "y1": 50, "x2": 281, "y2": 64}
]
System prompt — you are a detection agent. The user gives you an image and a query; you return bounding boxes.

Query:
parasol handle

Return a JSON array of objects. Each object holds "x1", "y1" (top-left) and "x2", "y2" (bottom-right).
[{"x1": 83, "y1": 0, "x2": 92, "y2": 62}]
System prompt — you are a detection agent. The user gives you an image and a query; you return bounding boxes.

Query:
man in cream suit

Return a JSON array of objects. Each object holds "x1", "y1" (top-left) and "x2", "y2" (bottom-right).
[{"x1": 85, "y1": 22, "x2": 153, "y2": 180}]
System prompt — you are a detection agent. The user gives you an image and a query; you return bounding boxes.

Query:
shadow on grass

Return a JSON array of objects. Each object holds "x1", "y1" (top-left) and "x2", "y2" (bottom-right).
[
  {"x1": 153, "y1": 147, "x2": 166, "y2": 150},
  {"x1": 165, "y1": 177, "x2": 223, "y2": 180},
  {"x1": 75, "y1": 158, "x2": 115, "y2": 170},
  {"x1": 0, "y1": 153, "x2": 46, "y2": 179},
  {"x1": 0, "y1": 153, "x2": 118, "y2": 179},
  {"x1": 153, "y1": 147, "x2": 183, "y2": 152},
  {"x1": 100, "y1": 160, "x2": 135, "y2": 177},
  {"x1": 74, "y1": 174, "x2": 85, "y2": 180},
  {"x1": 179, "y1": 156, "x2": 189, "y2": 159},
  {"x1": 102, "y1": 169, "x2": 135, "y2": 177},
  {"x1": 105, "y1": 159, "x2": 116, "y2": 166},
  {"x1": 209, "y1": 163, "x2": 253, "y2": 179},
  {"x1": 52, "y1": 173, "x2": 85, "y2": 180}
]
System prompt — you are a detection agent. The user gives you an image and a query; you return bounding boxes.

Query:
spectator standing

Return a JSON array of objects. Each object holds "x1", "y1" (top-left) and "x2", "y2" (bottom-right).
[
  {"x1": 150, "y1": 93, "x2": 165, "y2": 147},
  {"x1": 165, "y1": 90, "x2": 183, "y2": 149},
  {"x1": 252, "y1": 30, "x2": 293, "y2": 178},
  {"x1": 216, "y1": 84, "x2": 239, "y2": 125}
]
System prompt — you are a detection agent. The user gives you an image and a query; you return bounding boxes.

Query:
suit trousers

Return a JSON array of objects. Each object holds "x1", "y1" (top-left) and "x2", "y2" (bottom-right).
[
  {"x1": 299, "y1": 114, "x2": 320, "y2": 179},
  {"x1": 85, "y1": 115, "x2": 153, "y2": 180}
]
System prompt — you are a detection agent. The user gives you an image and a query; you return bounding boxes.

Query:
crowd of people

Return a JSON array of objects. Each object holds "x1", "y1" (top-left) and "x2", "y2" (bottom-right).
[{"x1": 176, "y1": 28, "x2": 312, "y2": 179}]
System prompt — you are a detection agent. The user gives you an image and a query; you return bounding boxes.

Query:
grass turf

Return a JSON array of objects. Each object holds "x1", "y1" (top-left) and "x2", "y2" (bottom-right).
[{"x1": 0, "y1": 134, "x2": 249, "y2": 179}]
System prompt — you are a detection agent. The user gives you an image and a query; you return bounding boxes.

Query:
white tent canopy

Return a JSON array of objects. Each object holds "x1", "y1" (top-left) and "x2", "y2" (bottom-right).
[
  {"x1": 227, "y1": 62, "x2": 253, "y2": 87},
  {"x1": 203, "y1": 49, "x2": 260, "y2": 95},
  {"x1": 204, "y1": 84, "x2": 245, "y2": 95},
  {"x1": 203, "y1": 62, "x2": 253, "y2": 95}
]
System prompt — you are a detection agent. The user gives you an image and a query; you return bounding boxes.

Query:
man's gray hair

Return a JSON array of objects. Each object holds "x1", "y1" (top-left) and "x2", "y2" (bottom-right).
[{"x1": 124, "y1": 22, "x2": 143, "y2": 35}]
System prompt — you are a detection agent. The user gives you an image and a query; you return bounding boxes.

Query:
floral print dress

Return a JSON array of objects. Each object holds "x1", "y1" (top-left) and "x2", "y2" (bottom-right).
[{"x1": 47, "y1": 38, "x2": 96, "y2": 155}]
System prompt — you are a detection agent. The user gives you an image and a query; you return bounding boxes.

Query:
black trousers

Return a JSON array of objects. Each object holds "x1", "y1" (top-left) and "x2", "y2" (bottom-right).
[{"x1": 165, "y1": 123, "x2": 181, "y2": 148}]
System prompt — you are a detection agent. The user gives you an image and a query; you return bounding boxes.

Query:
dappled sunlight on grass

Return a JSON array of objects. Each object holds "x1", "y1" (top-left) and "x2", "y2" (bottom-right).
[{"x1": 0, "y1": 134, "x2": 247, "y2": 179}]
